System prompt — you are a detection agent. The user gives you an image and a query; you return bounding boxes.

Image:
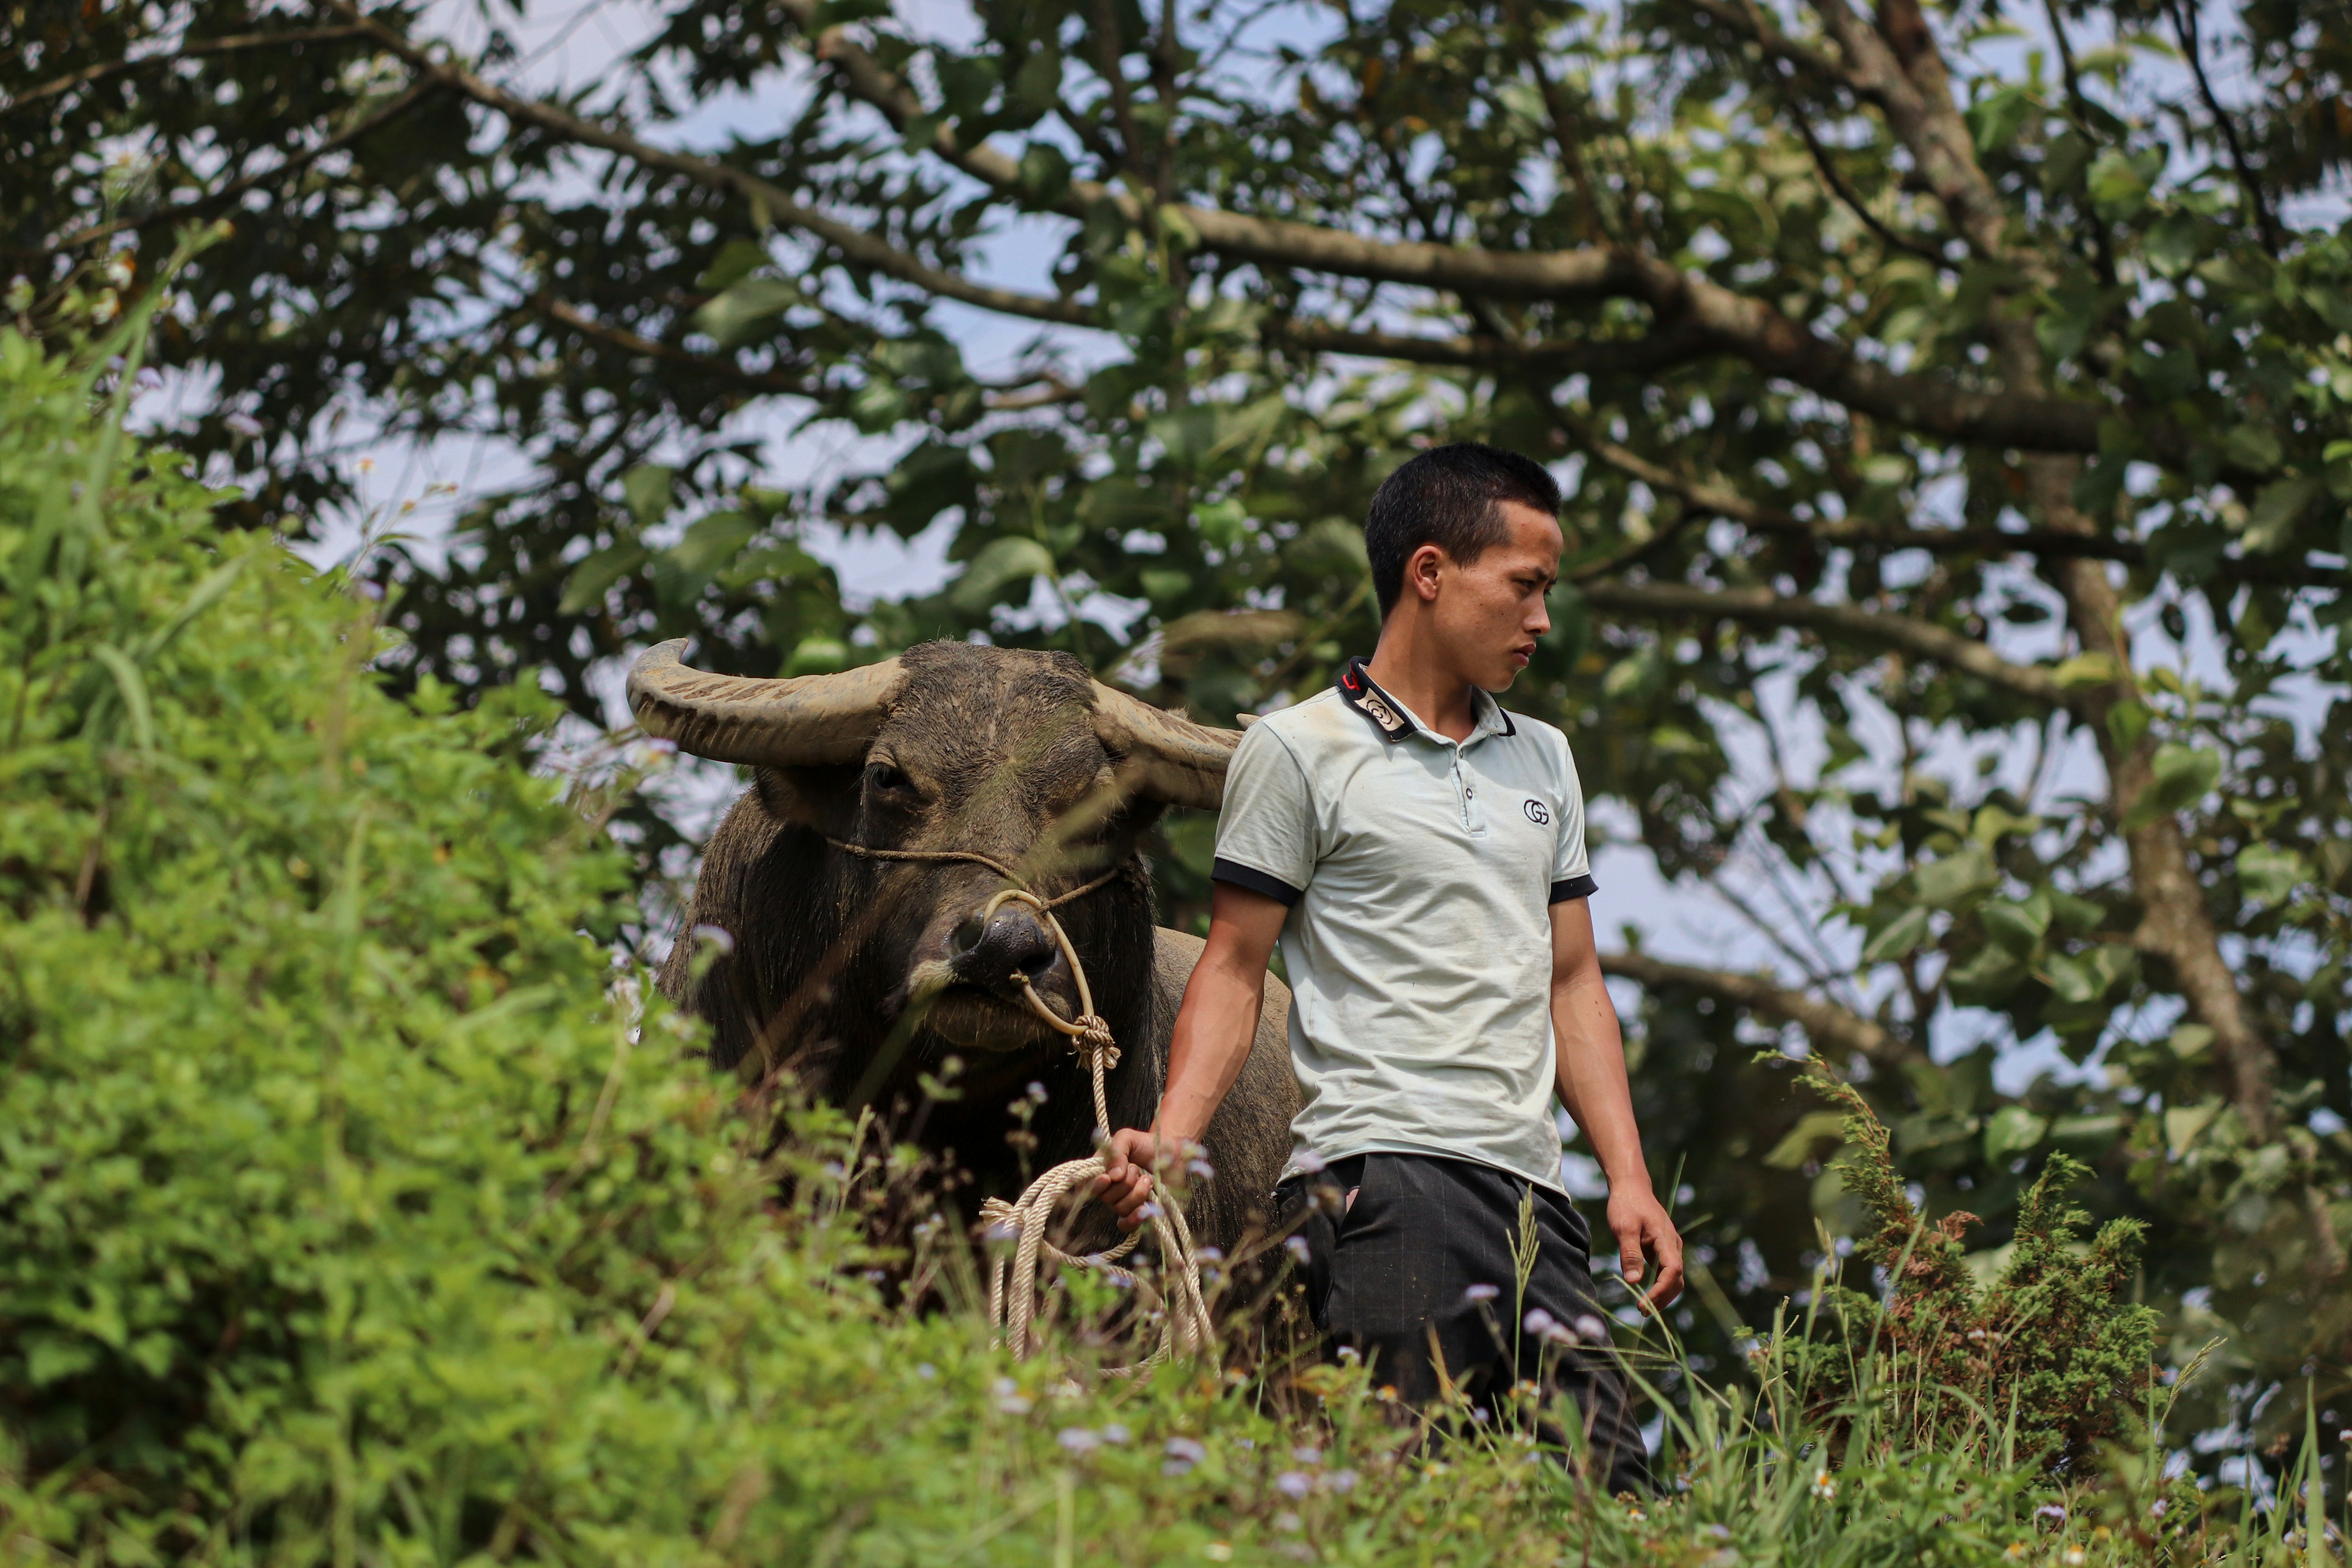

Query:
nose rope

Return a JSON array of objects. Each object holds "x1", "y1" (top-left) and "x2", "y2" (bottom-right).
[
  {"x1": 819, "y1": 836, "x2": 1213, "y2": 1370},
  {"x1": 820, "y1": 838, "x2": 1127, "y2": 911}
]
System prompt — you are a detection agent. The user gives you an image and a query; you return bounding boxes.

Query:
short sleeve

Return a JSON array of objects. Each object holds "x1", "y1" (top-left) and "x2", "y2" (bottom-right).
[
  {"x1": 1211, "y1": 722, "x2": 1316, "y2": 906},
  {"x1": 1548, "y1": 736, "x2": 1595, "y2": 904}
]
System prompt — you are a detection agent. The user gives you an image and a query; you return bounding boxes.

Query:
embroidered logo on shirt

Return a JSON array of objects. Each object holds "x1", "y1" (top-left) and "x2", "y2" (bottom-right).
[{"x1": 1523, "y1": 798, "x2": 1551, "y2": 824}]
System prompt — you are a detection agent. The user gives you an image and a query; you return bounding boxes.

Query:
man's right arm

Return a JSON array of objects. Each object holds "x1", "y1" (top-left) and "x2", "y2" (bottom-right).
[{"x1": 1094, "y1": 882, "x2": 1289, "y2": 1228}]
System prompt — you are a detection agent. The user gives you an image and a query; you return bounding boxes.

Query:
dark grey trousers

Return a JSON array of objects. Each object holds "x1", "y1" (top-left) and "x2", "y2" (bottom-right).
[{"x1": 1274, "y1": 1151, "x2": 1651, "y2": 1497}]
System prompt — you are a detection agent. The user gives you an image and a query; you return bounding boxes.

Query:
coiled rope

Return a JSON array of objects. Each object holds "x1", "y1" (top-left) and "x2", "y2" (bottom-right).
[{"x1": 826, "y1": 840, "x2": 1214, "y2": 1367}]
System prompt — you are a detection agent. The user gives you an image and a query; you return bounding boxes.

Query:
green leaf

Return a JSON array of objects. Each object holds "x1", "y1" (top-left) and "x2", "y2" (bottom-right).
[
  {"x1": 697, "y1": 237, "x2": 771, "y2": 293},
  {"x1": 2221, "y1": 424, "x2": 2285, "y2": 474},
  {"x1": 558, "y1": 543, "x2": 647, "y2": 615},
  {"x1": 2144, "y1": 211, "x2": 2201, "y2": 278},
  {"x1": 664, "y1": 511, "x2": 758, "y2": 576},
  {"x1": 1915, "y1": 842, "x2": 1999, "y2": 910},
  {"x1": 2241, "y1": 475, "x2": 2319, "y2": 554},
  {"x1": 2125, "y1": 742, "x2": 2221, "y2": 825},
  {"x1": 949, "y1": 535, "x2": 1055, "y2": 614},
  {"x1": 2051, "y1": 652, "x2": 2121, "y2": 690},
  {"x1": 2237, "y1": 843, "x2": 2307, "y2": 909},
  {"x1": 2086, "y1": 147, "x2": 2160, "y2": 219},
  {"x1": 1979, "y1": 896, "x2": 2050, "y2": 955},
  {"x1": 1964, "y1": 86, "x2": 2037, "y2": 154},
  {"x1": 1018, "y1": 142, "x2": 1073, "y2": 206},
  {"x1": 1861, "y1": 904, "x2": 1933, "y2": 965},
  {"x1": 1764, "y1": 1109, "x2": 1850, "y2": 1170},
  {"x1": 1946, "y1": 943, "x2": 2029, "y2": 1005},
  {"x1": 784, "y1": 637, "x2": 850, "y2": 677},
  {"x1": 693, "y1": 278, "x2": 801, "y2": 348},
  {"x1": 1983, "y1": 1106, "x2": 2049, "y2": 1161},
  {"x1": 622, "y1": 464, "x2": 675, "y2": 528}
]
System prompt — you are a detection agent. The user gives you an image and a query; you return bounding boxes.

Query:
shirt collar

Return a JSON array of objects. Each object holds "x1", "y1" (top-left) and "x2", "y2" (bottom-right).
[{"x1": 1334, "y1": 657, "x2": 1516, "y2": 745}]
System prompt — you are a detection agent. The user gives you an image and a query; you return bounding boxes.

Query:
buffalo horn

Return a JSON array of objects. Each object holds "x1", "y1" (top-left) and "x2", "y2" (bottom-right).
[
  {"x1": 627, "y1": 640, "x2": 905, "y2": 766},
  {"x1": 1090, "y1": 682, "x2": 1242, "y2": 811}
]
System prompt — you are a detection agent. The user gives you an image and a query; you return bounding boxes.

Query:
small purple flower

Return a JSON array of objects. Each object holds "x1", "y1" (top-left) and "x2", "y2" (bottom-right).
[
  {"x1": 1328, "y1": 1469, "x2": 1359, "y2": 1494},
  {"x1": 1284, "y1": 1235, "x2": 1312, "y2": 1263},
  {"x1": 1196, "y1": 1246, "x2": 1226, "y2": 1263},
  {"x1": 1523, "y1": 1308, "x2": 1558, "y2": 1335},
  {"x1": 1574, "y1": 1314, "x2": 1609, "y2": 1343},
  {"x1": 1165, "y1": 1436, "x2": 1207, "y2": 1463},
  {"x1": 1188, "y1": 1158, "x2": 1216, "y2": 1179},
  {"x1": 1274, "y1": 1511, "x2": 1303, "y2": 1534},
  {"x1": 1465, "y1": 1283, "x2": 1500, "y2": 1303},
  {"x1": 1162, "y1": 1458, "x2": 1194, "y2": 1477},
  {"x1": 915, "y1": 1362, "x2": 936, "y2": 1380},
  {"x1": 223, "y1": 412, "x2": 264, "y2": 439},
  {"x1": 986, "y1": 1222, "x2": 1018, "y2": 1242},
  {"x1": 1058, "y1": 1428, "x2": 1102, "y2": 1455},
  {"x1": 1102, "y1": 1424, "x2": 1129, "y2": 1444},
  {"x1": 2036, "y1": 1504, "x2": 2067, "y2": 1522},
  {"x1": 1275, "y1": 1471, "x2": 1312, "y2": 1500},
  {"x1": 1026, "y1": 1081, "x2": 1048, "y2": 1102}
]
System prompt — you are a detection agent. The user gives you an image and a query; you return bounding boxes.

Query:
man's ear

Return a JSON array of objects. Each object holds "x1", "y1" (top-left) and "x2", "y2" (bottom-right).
[
  {"x1": 1406, "y1": 542, "x2": 1449, "y2": 604},
  {"x1": 752, "y1": 764, "x2": 860, "y2": 836}
]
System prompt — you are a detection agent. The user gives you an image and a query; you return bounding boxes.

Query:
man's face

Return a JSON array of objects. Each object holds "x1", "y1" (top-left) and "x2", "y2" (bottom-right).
[{"x1": 1428, "y1": 500, "x2": 1563, "y2": 691}]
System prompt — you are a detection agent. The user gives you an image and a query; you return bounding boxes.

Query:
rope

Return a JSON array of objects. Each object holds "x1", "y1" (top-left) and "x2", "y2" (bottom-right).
[
  {"x1": 972, "y1": 887, "x2": 1215, "y2": 1368},
  {"x1": 821, "y1": 838, "x2": 1127, "y2": 911},
  {"x1": 822, "y1": 838, "x2": 1212, "y2": 1367}
]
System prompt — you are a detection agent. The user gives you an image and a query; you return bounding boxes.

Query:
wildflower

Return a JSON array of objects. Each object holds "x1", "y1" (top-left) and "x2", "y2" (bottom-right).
[
  {"x1": 1376, "y1": 1385, "x2": 1399, "y2": 1403},
  {"x1": 1196, "y1": 1247, "x2": 1226, "y2": 1263},
  {"x1": 915, "y1": 1363, "x2": 936, "y2": 1380},
  {"x1": 1058, "y1": 1428, "x2": 1102, "y2": 1455},
  {"x1": 223, "y1": 412, "x2": 265, "y2": 439},
  {"x1": 2005, "y1": 1546, "x2": 2027, "y2": 1561},
  {"x1": 2149, "y1": 1500, "x2": 2169, "y2": 1519},
  {"x1": 1284, "y1": 1235, "x2": 1312, "y2": 1263},
  {"x1": 1103, "y1": 1425, "x2": 1130, "y2": 1444},
  {"x1": 1294, "y1": 1151, "x2": 1327, "y2": 1174},
  {"x1": 1810, "y1": 1470, "x2": 1837, "y2": 1502},
  {"x1": 1423, "y1": 1461, "x2": 1448, "y2": 1479},
  {"x1": 1236, "y1": 1438, "x2": 1255, "y2": 1450},
  {"x1": 1705, "y1": 1524, "x2": 1731, "y2": 1541},
  {"x1": 987, "y1": 1221, "x2": 1019, "y2": 1242},
  {"x1": 1523, "y1": 1307, "x2": 1559, "y2": 1336},
  {"x1": 2036, "y1": 1504, "x2": 2068, "y2": 1523},
  {"x1": 1166, "y1": 1437, "x2": 1207, "y2": 1463},
  {"x1": 1625, "y1": 1505, "x2": 1648, "y2": 1523},
  {"x1": 1575, "y1": 1314, "x2": 1609, "y2": 1343},
  {"x1": 1276, "y1": 1471, "x2": 1312, "y2": 1500},
  {"x1": 1188, "y1": 1158, "x2": 1216, "y2": 1180},
  {"x1": 1274, "y1": 1512, "x2": 1303, "y2": 1534},
  {"x1": 1136, "y1": 1201, "x2": 1164, "y2": 1220},
  {"x1": 1512, "y1": 1379, "x2": 1540, "y2": 1400},
  {"x1": 1464, "y1": 1283, "x2": 1500, "y2": 1303},
  {"x1": 819, "y1": 1161, "x2": 846, "y2": 1180},
  {"x1": 1329, "y1": 1469, "x2": 1359, "y2": 1494},
  {"x1": 1027, "y1": 1081, "x2": 1048, "y2": 1102},
  {"x1": 2062, "y1": 1550, "x2": 2086, "y2": 1566},
  {"x1": 1292, "y1": 1446, "x2": 1322, "y2": 1465},
  {"x1": 1205, "y1": 1544, "x2": 1233, "y2": 1562},
  {"x1": 1336, "y1": 1345, "x2": 1361, "y2": 1364},
  {"x1": 996, "y1": 1393, "x2": 1033, "y2": 1415}
]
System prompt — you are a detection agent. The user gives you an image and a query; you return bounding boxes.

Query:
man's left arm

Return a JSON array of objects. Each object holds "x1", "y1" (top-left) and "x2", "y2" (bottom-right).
[{"x1": 1550, "y1": 897, "x2": 1685, "y2": 1309}]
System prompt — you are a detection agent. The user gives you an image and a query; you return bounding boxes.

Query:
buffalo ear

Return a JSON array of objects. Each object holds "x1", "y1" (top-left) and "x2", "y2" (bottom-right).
[{"x1": 752, "y1": 764, "x2": 860, "y2": 835}]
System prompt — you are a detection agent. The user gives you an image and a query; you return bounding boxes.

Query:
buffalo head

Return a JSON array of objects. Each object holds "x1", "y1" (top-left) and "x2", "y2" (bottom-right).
[{"x1": 632, "y1": 639, "x2": 1238, "y2": 1100}]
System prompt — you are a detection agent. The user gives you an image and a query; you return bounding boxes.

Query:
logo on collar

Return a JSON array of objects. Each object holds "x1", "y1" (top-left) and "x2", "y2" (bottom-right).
[{"x1": 1336, "y1": 659, "x2": 1413, "y2": 742}]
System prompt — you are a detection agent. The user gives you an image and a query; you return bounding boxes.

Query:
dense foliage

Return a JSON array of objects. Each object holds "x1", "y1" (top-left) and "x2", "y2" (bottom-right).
[
  {"x1": 0, "y1": 321, "x2": 2333, "y2": 1563},
  {"x1": 9, "y1": 0, "x2": 2352, "y2": 1459}
]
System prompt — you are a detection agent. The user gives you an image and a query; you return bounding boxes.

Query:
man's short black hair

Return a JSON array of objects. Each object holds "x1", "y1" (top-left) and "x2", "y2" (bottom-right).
[{"x1": 1363, "y1": 442, "x2": 1562, "y2": 617}]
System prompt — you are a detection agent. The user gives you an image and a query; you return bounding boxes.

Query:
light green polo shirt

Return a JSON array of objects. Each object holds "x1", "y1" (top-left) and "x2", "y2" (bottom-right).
[{"x1": 1212, "y1": 658, "x2": 1595, "y2": 1194}]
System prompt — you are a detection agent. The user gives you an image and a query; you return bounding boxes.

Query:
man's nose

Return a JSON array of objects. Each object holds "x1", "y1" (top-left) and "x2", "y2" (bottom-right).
[{"x1": 947, "y1": 901, "x2": 1058, "y2": 986}]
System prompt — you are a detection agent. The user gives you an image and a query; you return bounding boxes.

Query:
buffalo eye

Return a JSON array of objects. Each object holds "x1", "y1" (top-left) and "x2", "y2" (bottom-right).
[{"x1": 864, "y1": 760, "x2": 918, "y2": 800}]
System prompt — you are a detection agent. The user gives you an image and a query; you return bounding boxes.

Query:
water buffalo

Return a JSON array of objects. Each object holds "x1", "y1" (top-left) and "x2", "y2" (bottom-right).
[{"x1": 630, "y1": 637, "x2": 1299, "y2": 1250}]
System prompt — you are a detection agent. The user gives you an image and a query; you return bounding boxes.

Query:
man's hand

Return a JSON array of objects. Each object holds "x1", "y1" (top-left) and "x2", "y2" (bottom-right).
[
  {"x1": 1606, "y1": 1184, "x2": 1685, "y2": 1310},
  {"x1": 1094, "y1": 1127, "x2": 1164, "y2": 1230}
]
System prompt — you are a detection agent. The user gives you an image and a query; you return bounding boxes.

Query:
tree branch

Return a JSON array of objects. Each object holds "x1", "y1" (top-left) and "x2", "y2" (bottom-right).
[
  {"x1": 1598, "y1": 949, "x2": 1922, "y2": 1071},
  {"x1": 35, "y1": 79, "x2": 439, "y2": 253},
  {"x1": 340, "y1": 10, "x2": 1096, "y2": 331},
  {"x1": 1580, "y1": 578, "x2": 2079, "y2": 712},
  {"x1": 0, "y1": 24, "x2": 374, "y2": 117},
  {"x1": 529, "y1": 294, "x2": 811, "y2": 394},
  {"x1": 1683, "y1": 0, "x2": 1879, "y2": 105},
  {"x1": 2164, "y1": 0, "x2": 2283, "y2": 253}
]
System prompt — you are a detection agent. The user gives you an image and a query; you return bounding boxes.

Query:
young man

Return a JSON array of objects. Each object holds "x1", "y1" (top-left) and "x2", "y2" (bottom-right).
[{"x1": 1097, "y1": 442, "x2": 1682, "y2": 1495}]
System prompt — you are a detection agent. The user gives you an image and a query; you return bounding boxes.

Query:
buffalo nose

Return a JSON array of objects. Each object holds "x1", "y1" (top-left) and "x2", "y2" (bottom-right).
[{"x1": 948, "y1": 902, "x2": 1058, "y2": 986}]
